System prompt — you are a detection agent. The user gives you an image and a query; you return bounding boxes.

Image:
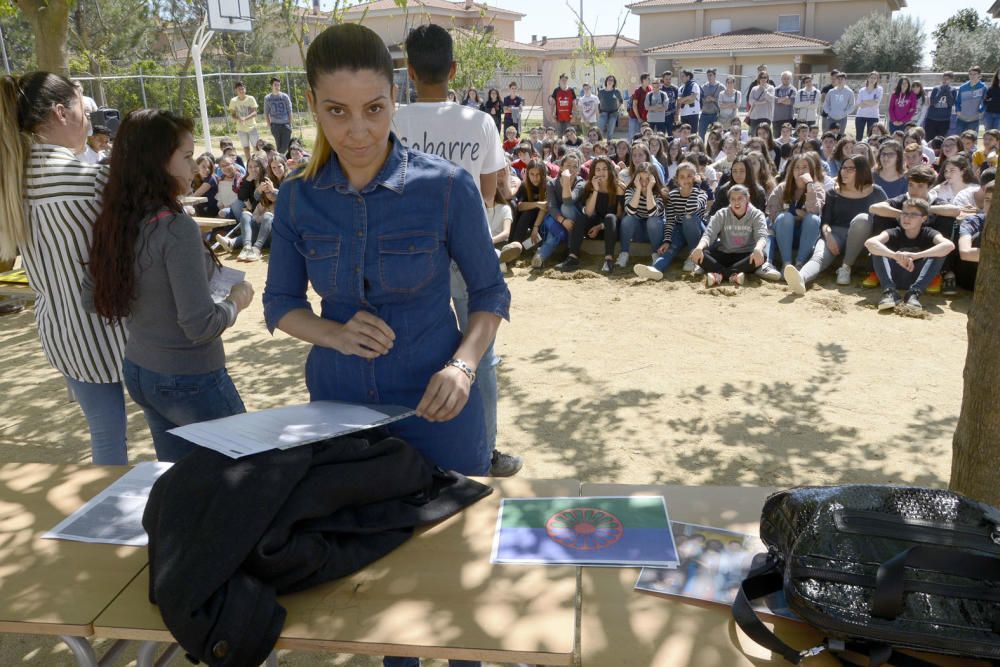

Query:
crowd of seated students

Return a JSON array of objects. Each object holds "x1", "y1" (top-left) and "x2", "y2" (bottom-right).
[{"x1": 489, "y1": 67, "x2": 995, "y2": 313}]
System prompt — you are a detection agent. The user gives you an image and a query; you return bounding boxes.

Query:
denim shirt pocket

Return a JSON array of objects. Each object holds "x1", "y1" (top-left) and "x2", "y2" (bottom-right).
[
  {"x1": 377, "y1": 232, "x2": 438, "y2": 294},
  {"x1": 294, "y1": 234, "x2": 341, "y2": 295}
]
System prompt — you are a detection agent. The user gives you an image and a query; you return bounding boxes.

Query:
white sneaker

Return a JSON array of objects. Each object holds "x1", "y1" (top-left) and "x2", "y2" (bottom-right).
[
  {"x1": 836, "y1": 264, "x2": 852, "y2": 285},
  {"x1": 784, "y1": 264, "x2": 806, "y2": 295},
  {"x1": 216, "y1": 234, "x2": 235, "y2": 253},
  {"x1": 530, "y1": 254, "x2": 543, "y2": 269},
  {"x1": 705, "y1": 272, "x2": 723, "y2": 287},
  {"x1": 498, "y1": 242, "x2": 522, "y2": 264},
  {"x1": 246, "y1": 246, "x2": 263, "y2": 262},
  {"x1": 755, "y1": 262, "x2": 781, "y2": 281},
  {"x1": 237, "y1": 246, "x2": 253, "y2": 261},
  {"x1": 633, "y1": 264, "x2": 663, "y2": 281},
  {"x1": 617, "y1": 251, "x2": 629, "y2": 268},
  {"x1": 682, "y1": 259, "x2": 696, "y2": 272},
  {"x1": 730, "y1": 272, "x2": 745, "y2": 286}
]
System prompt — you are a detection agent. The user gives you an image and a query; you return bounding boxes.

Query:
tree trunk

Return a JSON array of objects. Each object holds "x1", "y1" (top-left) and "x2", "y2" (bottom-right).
[
  {"x1": 949, "y1": 198, "x2": 1000, "y2": 506},
  {"x1": 15, "y1": 0, "x2": 71, "y2": 75}
]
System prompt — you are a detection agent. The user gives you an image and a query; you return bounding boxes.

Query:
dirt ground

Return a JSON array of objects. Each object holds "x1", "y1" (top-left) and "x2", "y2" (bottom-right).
[{"x1": 0, "y1": 250, "x2": 969, "y2": 665}]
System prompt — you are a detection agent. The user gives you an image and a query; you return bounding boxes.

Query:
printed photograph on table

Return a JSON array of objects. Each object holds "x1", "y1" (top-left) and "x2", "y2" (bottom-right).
[
  {"x1": 491, "y1": 496, "x2": 678, "y2": 567},
  {"x1": 635, "y1": 522, "x2": 799, "y2": 621}
]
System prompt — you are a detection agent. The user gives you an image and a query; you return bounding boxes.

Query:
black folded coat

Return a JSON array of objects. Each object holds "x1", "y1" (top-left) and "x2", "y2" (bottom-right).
[{"x1": 142, "y1": 435, "x2": 493, "y2": 667}]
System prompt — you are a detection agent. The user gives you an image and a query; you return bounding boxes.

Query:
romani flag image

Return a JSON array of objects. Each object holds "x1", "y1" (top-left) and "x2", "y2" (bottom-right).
[{"x1": 490, "y1": 496, "x2": 679, "y2": 567}]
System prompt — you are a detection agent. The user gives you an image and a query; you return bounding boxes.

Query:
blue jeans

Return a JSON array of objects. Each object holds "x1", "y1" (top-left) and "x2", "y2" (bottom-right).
[
  {"x1": 652, "y1": 215, "x2": 704, "y2": 271},
  {"x1": 452, "y1": 293, "x2": 498, "y2": 454},
  {"x1": 855, "y1": 116, "x2": 878, "y2": 139},
  {"x1": 628, "y1": 117, "x2": 641, "y2": 140},
  {"x1": 773, "y1": 212, "x2": 822, "y2": 268},
  {"x1": 872, "y1": 255, "x2": 945, "y2": 294},
  {"x1": 64, "y1": 377, "x2": 128, "y2": 465},
  {"x1": 122, "y1": 359, "x2": 246, "y2": 462},
  {"x1": 599, "y1": 111, "x2": 618, "y2": 139},
  {"x1": 955, "y1": 117, "x2": 981, "y2": 135},
  {"x1": 619, "y1": 214, "x2": 664, "y2": 253},
  {"x1": 698, "y1": 112, "x2": 718, "y2": 138},
  {"x1": 537, "y1": 204, "x2": 580, "y2": 261},
  {"x1": 240, "y1": 212, "x2": 274, "y2": 249},
  {"x1": 983, "y1": 112, "x2": 1000, "y2": 132}
]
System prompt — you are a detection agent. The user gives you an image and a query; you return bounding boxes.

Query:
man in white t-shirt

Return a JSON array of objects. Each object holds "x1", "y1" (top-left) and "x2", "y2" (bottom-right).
[
  {"x1": 392, "y1": 23, "x2": 520, "y2": 479},
  {"x1": 577, "y1": 82, "x2": 600, "y2": 127}
]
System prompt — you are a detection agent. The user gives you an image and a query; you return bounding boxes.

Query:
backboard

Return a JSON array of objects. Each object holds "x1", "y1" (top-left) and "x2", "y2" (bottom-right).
[{"x1": 207, "y1": 0, "x2": 253, "y2": 33}]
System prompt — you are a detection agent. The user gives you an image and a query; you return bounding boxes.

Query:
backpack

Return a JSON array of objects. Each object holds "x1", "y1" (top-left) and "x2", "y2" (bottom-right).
[{"x1": 734, "y1": 485, "x2": 1000, "y2": 666}]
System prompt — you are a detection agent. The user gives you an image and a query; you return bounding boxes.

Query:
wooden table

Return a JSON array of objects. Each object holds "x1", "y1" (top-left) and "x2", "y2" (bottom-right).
[
  {"x1": 94, "y1": 478, "x2": 582, "y2": 666},
  {"x1": 193, "y1": 216, "x2": 234, "y2": 233},
  {"x1": 0, "y1": 270, "x2": 34, "y2": 301},
  {"x1": 180, "y1": 196, "x2": 208, "y2": 206},
  {"x1": 0, "y1": 463, "x2": 150, "y2": 666},
  {"x1": 578, "y1": 484, "x2": 989, "y2": 667}
]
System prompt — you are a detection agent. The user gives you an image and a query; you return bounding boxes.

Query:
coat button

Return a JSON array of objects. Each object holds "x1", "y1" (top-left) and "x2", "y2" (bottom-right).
[
  {"x1": 309, "y1": 248, "x2": 316, "y2": 256},
  {"x1": 212, "y1": 640, "x2": 229, "y2": 658}
]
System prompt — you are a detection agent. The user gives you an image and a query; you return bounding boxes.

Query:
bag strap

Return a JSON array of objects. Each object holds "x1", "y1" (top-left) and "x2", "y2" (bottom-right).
[
  {"x1": 873, "y1": 545, "x2": 1000, "y2": 620},
  {"x1": 733, "y1": 555, "x2": 810, "y2": 664}
]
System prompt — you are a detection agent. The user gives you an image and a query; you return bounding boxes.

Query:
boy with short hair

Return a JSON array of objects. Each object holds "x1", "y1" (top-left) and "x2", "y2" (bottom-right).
[
  {"x1": 864, "y1": 198, "x2": 955, "y2": 311},
  {"x1": 228, "y1": 81, "x2": 259, "y2": 163},
  {"x1": 955, "y1": 181, "x2": 993, "y2": 290}
]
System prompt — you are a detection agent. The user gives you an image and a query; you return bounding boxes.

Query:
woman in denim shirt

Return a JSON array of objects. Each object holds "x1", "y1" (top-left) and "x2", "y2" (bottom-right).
[{"x1": 263, "y1": 24, "x2": 510, "y2": 479}]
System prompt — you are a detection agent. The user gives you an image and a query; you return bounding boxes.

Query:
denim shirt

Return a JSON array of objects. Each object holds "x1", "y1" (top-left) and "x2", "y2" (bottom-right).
[{"x1": 263, "y1": 134, "x2": 511, "y2": 406}]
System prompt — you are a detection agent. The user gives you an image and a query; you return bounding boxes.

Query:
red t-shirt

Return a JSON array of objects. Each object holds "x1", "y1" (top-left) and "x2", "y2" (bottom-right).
[
  {"x1": 631, "y1": 85, "x2": 651, "y2": 120},
  {"x1": 512, "y1": 159, "x2": 559, "y2": 179},
  {"x1": 502, "y1": 138, "x2": 520, "y2": 153},
  {"x1": 552, "y1": 87, "x2": 576, "y2": 122}
]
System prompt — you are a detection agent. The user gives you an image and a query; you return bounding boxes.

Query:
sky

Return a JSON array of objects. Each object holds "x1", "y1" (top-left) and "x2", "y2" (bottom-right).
[{"x1": 483, "y1": 0, "x2": 982, "y2": 66}]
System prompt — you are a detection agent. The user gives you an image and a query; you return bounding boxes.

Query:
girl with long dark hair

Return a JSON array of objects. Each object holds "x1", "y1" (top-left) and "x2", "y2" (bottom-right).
[
  {"x1": 618, "y1": 161, "x2": 666, "y2": 269},
  {"x1": 888, "y1": 77, "x2": 917, "y2": 133},
  {"x1": 0, "y1": 71, "x2": 129, "y2": 464},
  {"x1": 767, "y1": 153, "x2": 826, "y2": 269},
  {"x1": 506, "y1": 159, "x2": 549, "y2": 252},
  {"x1": 88, "y1": 109, "x2": 255, "y2": 462},
  {"x1": 556, "y1": 155, "x2": 623, "y2": 273},
  {"x1": 483, "y1": 87, "x2": 503, "y2": 132}
]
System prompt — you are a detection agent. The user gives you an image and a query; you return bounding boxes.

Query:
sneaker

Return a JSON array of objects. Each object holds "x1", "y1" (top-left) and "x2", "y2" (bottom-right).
[
  {"x1": 633, "y1": 264, "x2": 664, "y2": 281},
  {"x1": 836, "y1": 264, "x2": 851, "y2": 285},
  {"x1": 499, "y1": 242, "x2": 522, "y2": 264},
  {"x1": 926, "y1": 274, "x2": 942, "y2": 295},
  {"x1": 878, "y1": 289, "x2": 900, "y2": 311},
  {"x1": 616, "y1": 251, "x2": 629, "y2": 268},
  {"x1": 784, "y1": 264, "x2": 806, "y2": 295},
  {"x1": 556, "y1": 256, "x2": 580, "y2": 272},
  {"x1": 490, "y1": 450, "x2": 523, "y2": 477},
  {"x1": 650, "y1": 252, "x2": 661, "y2": 264},
  {"x1": 237, "y1": 246, "x2": 253, "y2": 261},
  {"x1": 941, "y1": 271, "x2": 958, "y2": 296},
  {"x1": 862, "y1": 271, "x2": 880, "y2": 288},
  {"x1": 705, "y1": 272, "x2": 723, "y2": 287},
  {"x1": 601, "y1": 259, "x2": 614, "y2": 274},
  {"x1": 692, "y1": 266, "x2": 705, "y2": 276},
  {"x1": 530, "y1": 254, "x2": 543, "y2": 269},
  {"x1": 246, "y1": 246, "x2": 263, "y2": 262},
  {"x1": 904, "y1": 291, "x2": 923, "y2": 311},
  {"x1": 730, "y1": 272, "x2": 745, "y2": 286},
  {"x1": 755, "y1": 262, "x2": 781, "y2": 281},
  {"x1": 682, "y1": 258, "x2": 696, "y2": 272},
  {"x1": 216, "y1": 234, "x2": 235, "y2": 253}
]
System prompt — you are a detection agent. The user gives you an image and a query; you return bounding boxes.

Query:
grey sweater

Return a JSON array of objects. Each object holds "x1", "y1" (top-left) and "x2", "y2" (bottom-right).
[
  {"x1": 700, "y1": 205, "x2": 769, "y2": 254},
  {"x1": 126, "y1": 211, "x2": 236, "y2": 375}
]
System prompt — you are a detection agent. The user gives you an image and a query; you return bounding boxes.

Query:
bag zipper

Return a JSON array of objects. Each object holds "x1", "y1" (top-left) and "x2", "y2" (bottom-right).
[{"x1": 834, "y1": 510, "x2": 1000, "y2": 554}]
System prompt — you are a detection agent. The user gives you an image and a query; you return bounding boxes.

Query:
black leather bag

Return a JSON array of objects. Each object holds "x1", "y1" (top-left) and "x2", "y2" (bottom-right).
[{"x1": 733, "y1": 485, "x2": 1000, "y2": 666}]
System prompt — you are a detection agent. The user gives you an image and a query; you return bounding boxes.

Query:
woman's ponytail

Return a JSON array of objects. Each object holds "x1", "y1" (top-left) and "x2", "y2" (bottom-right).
[{"x1": 0, "y1": 75, "x2": 31, "y2": 261}]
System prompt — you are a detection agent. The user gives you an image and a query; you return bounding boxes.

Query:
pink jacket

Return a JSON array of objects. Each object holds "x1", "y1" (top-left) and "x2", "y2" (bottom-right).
[{"x1": 888, "y1": 91, "x2": 917, "y2": 124}]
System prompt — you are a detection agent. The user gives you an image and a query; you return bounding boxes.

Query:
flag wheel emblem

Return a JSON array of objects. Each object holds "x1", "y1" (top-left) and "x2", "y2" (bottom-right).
[{"x1": 545, "y1": 507, "x2": 624, "y2": 551}]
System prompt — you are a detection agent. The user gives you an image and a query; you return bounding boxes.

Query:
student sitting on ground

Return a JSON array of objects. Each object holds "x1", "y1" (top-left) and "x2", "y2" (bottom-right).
[
  {"x1": 767, "y1": 153, "x2": 826, "y2": 270},
  {"x1": 618, "y1": 161, "x2": 666, "y2": 269},
  {"x1": 687, "y1": 185, "x2": 769, "y2": 287},
  {"x1": 955, "y1": 181, "x2": 992, "y2": 291},
  {"x1": 864, "y1": 197, "x2": 955, "y2": 312},
  {"x1": 784, "y1": 155, "x2": 887, "y2": 294},
  {"x1": 504, "y1": 159, "x2": 549, "y2": 256},
  {"x1": 486, "y1": 185, "x2": 517, "y2": 267},
  {"x1": 217, "y1": 155, "x2": 266, "y2": 253},
  {"x1": 192, "y1": 155, "x2": 220, "y2": 218},
  {"x1": 556, "y1": 156, "x2": 623, "y2": 274},
  {"x1": 632, "y1": 162, "x2": 709, "y2": 279},
  {"x1": 532, "y1": 151, "x2": 585, "y2": 270},
  {"x1": 930, "y1": 155, "x2": 978, "y2": 203},
  {"x1": 239, "y1": 188, "x2": 275, "y2": 262}
]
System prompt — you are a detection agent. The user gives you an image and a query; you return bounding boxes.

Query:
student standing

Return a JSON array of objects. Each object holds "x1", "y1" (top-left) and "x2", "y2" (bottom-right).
[
  {"x1": 823, "y1": 73, "x2": 854, "y2": 138},
  {"x1": 549, "y1": 73, "x2": 577, "y2": 135},
  {"x1": 699, "y1": 68, "x2": 723, "y2": 137},
  {"x1": 263, "y1": 77, "x2": 294, "y2": 154},
  {"x1": 772, "y1": 71, "x2": 797, "y2": 130},
  {"x1": 392, "y1": 24, "x2": 519, "y2": 478},
  {"x1": 677, "y1": 70, "x2": 701, "y2": 135},
  {"x1": 629, "y1": 73, "x2": 652, "y2": 140},
  {"x1": 924, "y1": 72, "x2": 957, "y2": 140},
  {"x1": 228, "y1": 81, "x2": 259, "y2": 164},
  {"x1": 89, "y1": 110, "x2": 254, "y2": 462},
  {"x1": 717, "y1": 76, "x2": 742, "y2": 126},
  {"x1": 955, "y1": 66, "x2": 987, "y2": 135},
  {"x1": 502, "y1": 81, "x2": 524, "y2": 133},
  {"x1": 578, "y1": 82, "x2": 600, "y2": 128},
  {"x1": 0, "y1": 71, "x2": 129, "y2": 464},
  {"x1": 855, "y1": 71, "x2": 883, "y2": 139},
  {"x1": 658, "y1": 70, "x2": 679, "y2": 136},
  {"x1": 984, "y1": 71, "x2": 1000, "y2": 132},
  {"x1": 598, "y1": 75, "x2": 623, "y2": 140},
  {"x1": 747, "y1": 71, "x2": 775, "y2": 135}
]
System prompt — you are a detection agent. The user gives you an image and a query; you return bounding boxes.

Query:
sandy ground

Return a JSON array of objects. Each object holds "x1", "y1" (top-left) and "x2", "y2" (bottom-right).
[{"x1": 0, "y1": 250, "x2": 969, "y2": 665}]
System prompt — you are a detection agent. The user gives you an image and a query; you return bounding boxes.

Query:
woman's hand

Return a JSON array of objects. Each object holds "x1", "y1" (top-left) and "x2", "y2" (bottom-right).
[
  {"x1": 530, "y1": 227, "x2": 541, "y2": 245},
  {"x1": 689, "y1": 247, "x2": 704, "y2": 265},
  {"x1": 227, "y1": 281, "x2": 255, "y2": 312},
  {"x1": 327, "y1": 310, "x2": 395, "y2": 359},
  {"x1": 825, "y1": 228, "x2": 841, "y2": 256},
  {"x1": 750, "y1": 248, "x2": 765, "y2": 267},
  {"x1": 586, "y1": 225, "x2": 601, "y2": 239},
  {"x1": 657, "y1": 242, "x2": 669, "y2": 255},
  {"x1": 416, "y1": 365, "x2": 471, "y2": 422}
]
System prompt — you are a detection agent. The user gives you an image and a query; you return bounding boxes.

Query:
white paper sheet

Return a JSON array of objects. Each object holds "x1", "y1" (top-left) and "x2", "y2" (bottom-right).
[
  {"x1": 42, "y1": 461, "x2": 173, "y2": 546},
  {"x1": 209, "y1": 266, "x2": 245, "y2": 303},
  {"x1": 167, "y1": 401, "x2": 415, "y2": 459}
]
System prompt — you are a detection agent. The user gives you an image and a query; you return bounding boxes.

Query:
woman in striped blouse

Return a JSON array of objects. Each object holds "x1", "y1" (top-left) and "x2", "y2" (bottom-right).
[
  {"x1": 618, "y1": 162, "x2": 665, "y2": 269},
  {"x1": 0, "y1": 72, "x2": 128, "y2": 464},
  {"x1": 632, "y1": 162, "x2": 708, "y2": 280}
]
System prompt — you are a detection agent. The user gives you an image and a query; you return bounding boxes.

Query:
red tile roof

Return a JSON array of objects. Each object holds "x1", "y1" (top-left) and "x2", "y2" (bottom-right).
[
  {"x1": 532, "y1": 34, "x2": 641, "y2": 52},
  {"x1": 644, "y1": 28, "x2": 831, "y2": 54},
  {"x1": 345, "y1": 0, "x2": 524, "y2": 17}
]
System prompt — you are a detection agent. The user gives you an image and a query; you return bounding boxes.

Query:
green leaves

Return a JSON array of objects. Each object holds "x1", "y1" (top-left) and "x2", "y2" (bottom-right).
[{"x1": 833, "y1": 12, "x2": 925, "y2": 74}]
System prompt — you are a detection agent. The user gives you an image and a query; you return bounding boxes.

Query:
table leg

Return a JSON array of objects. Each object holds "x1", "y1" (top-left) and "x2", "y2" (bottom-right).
[
  {"x1": 98, "y1": 640, "x2": 133, "y2": 666},
  {"x1": 154, "y1": 643, "x2": 182, "y2": 667},
  {"x1": 59, "y1": 636, "x2": 98, "y2": 667}
]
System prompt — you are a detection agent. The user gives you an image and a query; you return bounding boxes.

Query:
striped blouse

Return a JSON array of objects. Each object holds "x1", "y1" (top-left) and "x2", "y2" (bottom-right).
[
  {"x1": 623, "y1": 186, "x2": 664, "y2": 219},
  {"x1": 21, "y1": 145, "x2": 127, "y2": 384},
  {"x1": 663, "y1": 187, "x2": 708, "y2": 245}
]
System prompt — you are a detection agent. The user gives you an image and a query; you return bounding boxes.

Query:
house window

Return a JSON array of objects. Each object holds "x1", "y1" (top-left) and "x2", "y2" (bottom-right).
[
  {"x1": 777, "y1": 14, "x2": 801, "y2": 33},
  {"x1": 710, "y1": 18, "x2": 731, "y2": 35}
]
